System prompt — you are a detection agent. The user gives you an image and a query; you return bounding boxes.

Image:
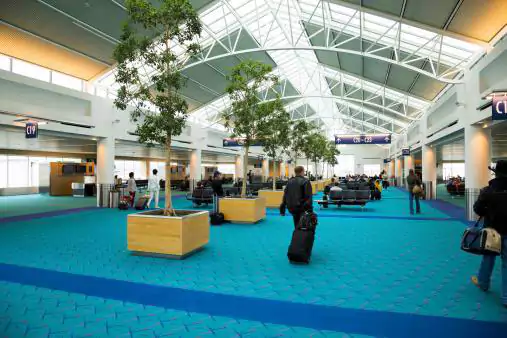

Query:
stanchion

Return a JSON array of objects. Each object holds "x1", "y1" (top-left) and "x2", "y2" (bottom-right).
[{"x1": 465, "y1": 188, "x2": 481, "y2": 221}]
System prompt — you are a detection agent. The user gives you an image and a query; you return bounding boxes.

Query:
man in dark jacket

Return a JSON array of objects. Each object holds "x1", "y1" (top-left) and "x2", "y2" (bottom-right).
[
  {"x1": 471, "y1": 160, "x2": 507, "y2": 308},
  {"x1": 211, "y1": 171, "x2": 224, "y2": 197},
  {"x1": 280, "y1": 166, "x2": 313, "y2": 228}
]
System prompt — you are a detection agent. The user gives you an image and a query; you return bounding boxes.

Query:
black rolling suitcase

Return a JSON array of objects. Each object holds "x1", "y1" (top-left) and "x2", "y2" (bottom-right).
[
  {"x1": 210, "y1": 194, "x2": 225, "y2": 225},
  {"x1": 288, "y1": 212, "x2": 317, "y2": 264}
]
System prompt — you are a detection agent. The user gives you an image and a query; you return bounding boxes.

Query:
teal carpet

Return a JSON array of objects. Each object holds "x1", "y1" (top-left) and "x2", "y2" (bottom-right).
[{"x1": 0, "y1": 189, "x2": 506, "y2": 337}]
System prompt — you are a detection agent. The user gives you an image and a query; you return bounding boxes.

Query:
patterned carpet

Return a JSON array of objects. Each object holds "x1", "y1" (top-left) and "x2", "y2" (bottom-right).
[{"x1": 0, "y1": 189, "x2": 506, "y2": 337}]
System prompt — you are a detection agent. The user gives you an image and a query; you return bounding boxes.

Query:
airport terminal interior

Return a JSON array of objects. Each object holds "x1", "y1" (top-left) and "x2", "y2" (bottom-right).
[{"x1": 1, "y1": 0, "x2": 507, "y2": 337}]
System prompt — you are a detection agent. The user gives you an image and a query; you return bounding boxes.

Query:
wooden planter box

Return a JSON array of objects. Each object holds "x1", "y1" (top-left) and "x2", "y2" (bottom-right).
[
  {"x1": 317, "y1": 181, "x2": 325, "y2": 191},
  {"x1": 258, "y1": 190, "x2": 284, "y2": 208},
  {"x1": 219, "y1": 197, "x2": 266, "y2": 223},
  {"x1": 127, "y1": 210, "x2": 209, "y2": 259},
  {"x1": 311, "y1": 181, "x2": 318, "y2": 195}
]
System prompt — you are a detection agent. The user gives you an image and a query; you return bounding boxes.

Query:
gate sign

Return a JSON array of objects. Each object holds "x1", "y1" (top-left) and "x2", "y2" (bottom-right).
[
  {"x1": 492, "y1": 96, "x2": 507, "y2": 120},
  {"x1": 402, "y1": 148, "x2": 411, "y2": 156},
  {"x1": 25, "y1": 122, "x2": 38, "y2": 139},
  {"x1": 223, "y1": 138, "x2": 262, "y2": 147},
  {"x1": 383, "y1": 158, "x2": 392, "y2": 164},
  {"x1": 335, "y1": 134, "x2": 391, "y2": 145}
]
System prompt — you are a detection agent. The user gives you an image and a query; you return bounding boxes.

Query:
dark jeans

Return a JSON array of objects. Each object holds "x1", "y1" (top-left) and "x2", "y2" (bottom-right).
[
  {"x1": 409, "y1": 192, "x2": 420, "y2": 214},
  {"x1": 292, "y1": 212, "x2": 303, "y2": 229},
  {"x1": 129, "y1": 192, "x2": 136, "y2": 207}
]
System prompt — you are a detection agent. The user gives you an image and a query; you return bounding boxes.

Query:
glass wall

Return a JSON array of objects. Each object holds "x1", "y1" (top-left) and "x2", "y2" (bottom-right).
[
  {"x1": 364, "y1": 164, "x2": 381, "y2": 177},
  {"x1": 114, "y1": 160, "x2": 147, "y2": 180},
  {"x1": 442, "y1": 162, "x2": 465, "y2": 180},
  {"x1": 335, "y1": 155, "x2": 355, "y2": 177},
  {"x1": 0, "y1": 155, "x2": 82, "y2": 188}
]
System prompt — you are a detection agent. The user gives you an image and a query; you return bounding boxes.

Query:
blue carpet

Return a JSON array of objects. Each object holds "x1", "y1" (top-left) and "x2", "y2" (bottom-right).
[
  {"x1": 1, "y1": 188, "x2": 506, "y2": 337},
  {"x1": 1, "y1": 263, "x2": 505, "y2": 338},
  {"x1": 0, "y1": 206, "x2": 97, "y2": 224}
]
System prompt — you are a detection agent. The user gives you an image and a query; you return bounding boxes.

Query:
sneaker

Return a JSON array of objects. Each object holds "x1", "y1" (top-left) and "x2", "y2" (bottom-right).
[
  {"x1": 416, "y1": 211, "x2": 421, "y2": 214},
  {"x1": 471, "y1": 276, "x2": 488, "y2": 292}
]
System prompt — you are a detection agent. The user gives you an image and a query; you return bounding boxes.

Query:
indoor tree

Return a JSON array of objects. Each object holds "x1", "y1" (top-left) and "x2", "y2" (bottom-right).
[
  {"x1": 257, "y1": 100, "x2": 292, "y2": 191},
  {"x1": 324, "y1": 140, "x2": 340, "y2": 177},
  {"x1": 305, "y1": 132, "x2": 329, "y2": 179},
  {"x1": 224, "y1": 60, "x2": 279, "y2": 198},
  {"x1": 112, "y1": 0, "x2": 201, "y2": 216},
  {"x1": 289, "y1": 120, "x2": 316, "y2": 168}
]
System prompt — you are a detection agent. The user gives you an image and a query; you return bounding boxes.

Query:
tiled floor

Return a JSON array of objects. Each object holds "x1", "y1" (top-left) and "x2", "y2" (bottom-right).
[{"x1": 0, "y1": 189, "x2": 506, "y2": 337}]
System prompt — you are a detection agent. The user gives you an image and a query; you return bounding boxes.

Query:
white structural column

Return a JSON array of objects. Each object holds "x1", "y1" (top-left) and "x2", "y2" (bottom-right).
[
  {"x1": 395, "y1": 158, "x2": 402, "y2": 186},
  {"x1": 96, "y1": 137, "x2": 115, "y2": 207},
  {"x1": 96, "y1": 137, "x2": 115, "y2": 184},
  {"x1": 280, "y1": 161, "x2": 286, "y2": 178},
  {"x1": 422, "y1": 145, "x2": 437, "y2": 199},
  {"x1": 404, "y1": 155, "x2": 414, "y2": 176},
  {"x1": 464, "y1": 124, "x2": 491, "y2": 219},
  {"x1": 262, "y1": 158, "x2": 270, "y2": 180},
  {"x1": 189, "y1": 149, "x2": 202, "y2": 187},
  {"x1": 235, "y1": 154, "x2": 243, "y2": 179},
  {"x1": 389, "y1": 160, "x2": 395, "y2": 181}
]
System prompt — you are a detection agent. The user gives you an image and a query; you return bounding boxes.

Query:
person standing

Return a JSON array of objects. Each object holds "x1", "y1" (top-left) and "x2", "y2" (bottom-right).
[
  {"x1": 126, "y1": 172, "x2": 137, "y2": 207},
  {"x1": 471, "y1": 160, "x2": 507, "y2": 308},
  {"x1": 147, "y1": 169, "x2": 160, "y2": 209},
  {"x1": 406, "y1": 169, "x2": 422, "y2": 214},
  {"x1": 280, "y1": 166, "x2": 313, "y2": 228}
]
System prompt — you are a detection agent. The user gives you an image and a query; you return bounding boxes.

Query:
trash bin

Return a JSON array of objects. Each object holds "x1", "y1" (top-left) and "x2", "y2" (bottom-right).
[
  {"x1": 465, "y1": 188, "x2": 481, "y2": 221},
  {"x1": 97, "y1": 184, "x2": 114, "y2": 208},
  {"x1": 109, "y1": 190, "x2": 120, "y2": 208}
]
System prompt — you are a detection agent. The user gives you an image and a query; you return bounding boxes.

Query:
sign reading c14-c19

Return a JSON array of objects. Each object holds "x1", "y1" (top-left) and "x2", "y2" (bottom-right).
[
  {"x1": 223, "y1": 138, "x2": 263, "y2": 147},
  {"x1": 492, "y1": 97, "x2": 507, "y2": 120},
  {"x1": 25, "y1": 122, "x2": 38, "y2": 139},
  {"x1": 334, "y1": 134, "x2": 391, "y2": 145}
]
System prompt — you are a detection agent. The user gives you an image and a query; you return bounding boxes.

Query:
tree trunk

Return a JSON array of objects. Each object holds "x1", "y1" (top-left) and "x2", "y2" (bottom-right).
[
  {"x1": 164, "y1": 137, "x2": 174, "y2": 216},
  {"x1": 241, "y1": 145, "x2": 249, "y2": 198},
  {"x1": 272, "y1": 159, "x2": 276, "y2": 191}
]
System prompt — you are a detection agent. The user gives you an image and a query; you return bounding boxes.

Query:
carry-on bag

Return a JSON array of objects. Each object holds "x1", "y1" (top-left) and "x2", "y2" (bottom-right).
[
  {"x1": 287, "y1": 211, "x2": 318, "y2": 263},
  {"x1": 461, "y1": 217, "x2": 502, "y2": 256},
  {"x1": 210, "y1": 194, "x2": 225, "y2": 225},
  {"x1": 135, "y1": 196, "x2": 149, "y2": 210}
]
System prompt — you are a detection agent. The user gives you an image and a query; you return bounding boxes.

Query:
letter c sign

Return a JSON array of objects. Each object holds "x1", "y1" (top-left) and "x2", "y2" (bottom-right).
[{"x1": 492, "y1": 96, "x2": 507, "y2": 120}]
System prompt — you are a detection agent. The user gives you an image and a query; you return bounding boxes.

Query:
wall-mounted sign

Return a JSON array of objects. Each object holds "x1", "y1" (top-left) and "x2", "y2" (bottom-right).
[
  {"x1": 335, "y1": 134, "x2": 391, "y2": 145},
  {"x1": 223, "y1": 138, "x2": 262, "y2": 147},
  {"x1": 492, "y1": 96, "x2": 507, "y2": 120},
  {"x1": 402, "y1": 148, "x2": 411, "y2": 156},
  {"x1": 25, "y1": 122, "x2": 38, "y2": 139}
]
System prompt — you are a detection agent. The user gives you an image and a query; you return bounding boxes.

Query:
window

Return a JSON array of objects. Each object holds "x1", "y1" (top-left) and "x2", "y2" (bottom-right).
[
  {"x1": 7, "y1": 156, "x2": 29, "y2": 188},
  {"x1": 335, "y1": 155, "x2": 355, "y2": 177},
  {"x1": 442, "y1": 163, "x2": 465, "y2": 180},
  {"x1": 52, "y1": 71, "x2": 83, "y2": 91},
  {"x1": 11, "y1": 59, "x2": 50, "y2": 82},
  {"x1": 0, "y1": 155, "x2": 7, "y2": 188},
  {"x1": 0, "y1": 54, "x2": 10, "y2": 71},
  {"x1": 364, "y1": 164, "x2": 381, "y2": 177}
]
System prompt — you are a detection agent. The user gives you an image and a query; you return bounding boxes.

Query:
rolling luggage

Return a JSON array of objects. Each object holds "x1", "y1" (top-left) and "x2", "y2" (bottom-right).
[
  {"x1": 135, "y1": 196, "x2": 148, "y2": 210},
  {"x1": 210, "y1": 212, "x2": 225, "y2": 225},
  {"x1": 210, "y1": 194, "x2": 225, "y2": 225},
  {"x1": 287, "y1": 212, "x2": 317, "y2": 264}
]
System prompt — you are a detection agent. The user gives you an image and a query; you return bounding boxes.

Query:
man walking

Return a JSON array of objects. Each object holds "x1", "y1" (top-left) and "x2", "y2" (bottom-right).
[
  {"x1": 406, "y1": 169, "x2": 422, "y2": 214},
  {"x1": 471, "y1": 160, "x2": 507, "y2": 308},
  {"x1": 280, "y1": 166, "x2": 313, "y2": 228}
]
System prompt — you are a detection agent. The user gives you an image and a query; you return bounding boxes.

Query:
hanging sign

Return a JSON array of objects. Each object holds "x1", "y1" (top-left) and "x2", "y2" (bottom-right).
[
  {"x1": 492, "y1": 96, "x2": 507, "y2": 120},
  {"x1": 383, "y1": 158, "x2": 392, "y2": 164},
  {"x1": 25, "y1": 122, "x2": 38, "y2": 139},
  {"x1": 222, "y1": 138, "x2": 262, "y2": 147},
  {"x1": 402, "y1": 148, "x2": 411, "y2": 156},
  {"x1": 335, "y1": 134, "x2": 391, "y2": 145}
]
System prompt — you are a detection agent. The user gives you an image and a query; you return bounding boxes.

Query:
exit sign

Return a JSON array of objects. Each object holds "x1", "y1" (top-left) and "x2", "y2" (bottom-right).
[{"x1": 25, "y1": 122, "x2": 38, "y2": 139}]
